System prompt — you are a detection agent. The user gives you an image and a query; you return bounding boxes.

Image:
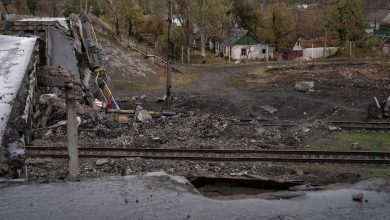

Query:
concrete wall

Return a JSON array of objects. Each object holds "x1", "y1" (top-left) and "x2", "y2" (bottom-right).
[
  {"x1": 224, "y1": 44, "x2": 273, "y2": 61},
  {"x1": 302, "y1": 47, "x2": 338, "y2": 59}
]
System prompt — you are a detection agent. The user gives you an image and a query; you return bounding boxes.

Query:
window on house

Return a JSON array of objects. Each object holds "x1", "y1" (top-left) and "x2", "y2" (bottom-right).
[
  {"x1": 241, "y1": 48, "x2": 247, "y2": 56},
  {"x1": 262, "y1": 49, "x2": 266, "y2": 54}
]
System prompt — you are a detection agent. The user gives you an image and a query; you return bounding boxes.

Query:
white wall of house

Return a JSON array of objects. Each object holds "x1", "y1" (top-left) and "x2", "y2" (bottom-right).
[
  {"x1": 224, "y1": 44, "x2": 273, "y2": 60},
  {"x1": 302, "y1": 47, "x2": 338, "y2": 59}
]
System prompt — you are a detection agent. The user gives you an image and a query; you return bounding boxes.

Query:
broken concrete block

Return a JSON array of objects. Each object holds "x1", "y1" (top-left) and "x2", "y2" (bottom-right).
[
  {"x1": 295, "y1": 81, "x2": 314, "y2": 92},
  {"x1": 157, "y1": 95, "x2": 167, "y2": 102},
  {"x1": 328, "y1": 125, "x2": 338, "y2": 131},
  {"x1": 352, "y1": 193, "x2": 364, "y2": 202},
  {"x1": 351, "y1": 143, "x2": 361, "y2": 150},
  {"x1": 5, "y1": 142, "x2": 25, "y2": 163},
  {"x1": 135, "y1": 105, "x2": 153, "y2": 123},
  {"x1": 95, "y1": 159, "x2": 109, "y2": 166},
  {"x1": 260, "y1": 105, "x2": 278, "y2": 114}
]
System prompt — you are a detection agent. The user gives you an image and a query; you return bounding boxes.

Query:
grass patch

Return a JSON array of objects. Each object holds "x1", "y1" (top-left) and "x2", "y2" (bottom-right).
[
  {"x1": 367, "y1": 168, "x2": 390, "y2": 178},
  {"x1": 173, "y1": 72, "x2": 201, "y2": 87},
  {"x1": 334, "y1": 132, "x2": 390, "y2": 151},
  {"x1": 306, "y1": 131, "x2": 390, "y2": 151}
]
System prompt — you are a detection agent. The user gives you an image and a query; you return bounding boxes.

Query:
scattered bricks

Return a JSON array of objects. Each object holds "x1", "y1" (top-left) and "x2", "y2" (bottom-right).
[{"x1": 295, "y1": 81, "x2": 314, "y2": 92}]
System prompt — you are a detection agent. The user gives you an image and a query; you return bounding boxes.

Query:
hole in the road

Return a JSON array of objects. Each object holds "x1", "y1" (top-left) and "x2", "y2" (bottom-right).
[{"x1": 191, "y1": 176, "x2": 303, "y2": 199}]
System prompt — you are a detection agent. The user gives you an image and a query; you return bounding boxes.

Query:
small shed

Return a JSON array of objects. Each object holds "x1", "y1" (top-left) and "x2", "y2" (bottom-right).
[{"x1": 222, "y1": 28, "x2": 273, "y2": 61}]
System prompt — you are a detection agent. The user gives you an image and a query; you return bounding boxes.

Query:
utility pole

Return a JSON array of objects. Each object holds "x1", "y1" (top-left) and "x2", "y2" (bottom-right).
[
  {"x1": 323, "y1": 20, "x2": 328, "y2": 59},
  {"x1": 65, "y1": 81, "x2": 79, "y2": 179},
  {"x1": 166, "y1": 0, "x2": 173, "y2": 108},
  {"x1": 200, "y1": 0, "x2": 206, "y2": 64}
]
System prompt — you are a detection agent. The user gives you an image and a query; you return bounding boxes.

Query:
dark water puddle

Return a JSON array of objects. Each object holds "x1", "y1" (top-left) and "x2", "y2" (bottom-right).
[{"x1": 191, "y1": 176, "x2": 307, "y2": 199}]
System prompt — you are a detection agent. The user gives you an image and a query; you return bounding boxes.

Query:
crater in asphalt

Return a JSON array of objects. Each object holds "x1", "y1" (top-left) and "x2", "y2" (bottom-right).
[{"x1": 191, "y1": 176, "x2": 305, "y2": 199}]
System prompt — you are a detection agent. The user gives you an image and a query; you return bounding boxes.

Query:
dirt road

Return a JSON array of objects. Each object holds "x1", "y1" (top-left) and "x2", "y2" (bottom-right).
[{"x1": 174, "y1": 60, "x2": 389, "y2": 121}]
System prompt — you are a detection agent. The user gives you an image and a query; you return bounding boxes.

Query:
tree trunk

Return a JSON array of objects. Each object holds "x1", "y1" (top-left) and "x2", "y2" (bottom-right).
[
  {"x1": 128, "y1": 19, "x2": 132, "y2": 38},
  {"x1": 201, "y1": 31, "x2": 206, "y2": 64},
  {"x1": 2, "y1": 3, "x2": 9, "y2": 14},
  {"x1": 52, "y1": 0, "x2": 58, "y2": 17},
  {"x1": 187, "y1": 47, "x2": 191, "y2": 65},
  {"x1": 15, "y1": 0, "x2": 22, "y2": 14},
  {"x1": 115, "y1": 16, "x2": 120, "y2": 36}
]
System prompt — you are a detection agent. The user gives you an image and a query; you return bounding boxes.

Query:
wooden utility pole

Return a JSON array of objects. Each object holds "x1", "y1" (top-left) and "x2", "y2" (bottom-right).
[
  {"x1": 166, "y1": 0, "x2": 173, "y2": 108},
  {"x1": 323, "y1": 19, "x2": 329, "y2": 58},
  {"x1": 200, "y1": 0, "x2": 206, "y2": 64},
  {"x1": 38, "y1": 67, "x2": 79, "y2": 179},
  {"x1": 65, "y1": 81, "x2": 79, "y2": 178}
]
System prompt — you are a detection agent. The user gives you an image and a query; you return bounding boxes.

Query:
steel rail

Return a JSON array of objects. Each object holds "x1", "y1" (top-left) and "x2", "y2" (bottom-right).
[
  {"x1": 26, "y1": 147, "x2": 390, "y2": 164},
  {"x1": 25, "y1": 147, "x2": 390, "y2": 157},
  {"x1": 26, "y1": 153, "x2": 390, "y2": 164}
]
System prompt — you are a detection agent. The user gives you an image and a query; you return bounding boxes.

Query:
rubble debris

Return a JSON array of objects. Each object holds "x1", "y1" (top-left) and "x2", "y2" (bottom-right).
[
  {"x1": 5, "y1": 142, "x2": 25, "y2": 163},
  {"x1": 157, "y1": 95, "x2": 167, "y2": 102},
  {"x1": 292, "y1": 169, "x2": 305, "y2": 177},
  {"x1": 95, "y1": 159, "x2": 109, "y2": 166},
  {"x1": 260, "y1": 105, "x2": 278, "y2": 114},
  {"x1": 367, "y1": 97, "x2": 390, "y2": 119},
  {"x1": 295, "y1": 81, "x2": 314, "y2": 92},
  {"x1": 37, "y1": 94, "x2": 99, "y2": 118},
  {"x1": 105, "y1": 120, "x2": 119, "y2": 129},
  {"x1": 351, "y1": 143, "x2": 361, "y2": 150},
  {"x1": 134, "y1": 106, "x2": 153, "y2": 123},
  {"x1": 328, "y1": 125, "x2": 338, "y2": 131},
  {"x1": 352, "y1": 193, "x2": 364, "y2": 202}
]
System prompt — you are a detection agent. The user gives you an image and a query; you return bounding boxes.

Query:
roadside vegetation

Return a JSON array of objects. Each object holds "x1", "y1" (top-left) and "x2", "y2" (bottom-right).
[{"x1": 305, "y1": 131, "x2": 390, "y2": 152}]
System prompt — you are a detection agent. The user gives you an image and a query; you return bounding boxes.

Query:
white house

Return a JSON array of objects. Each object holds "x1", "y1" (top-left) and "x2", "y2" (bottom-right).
[{"x1": 221, "y1": 28, "x2": 273, "y2": 61}]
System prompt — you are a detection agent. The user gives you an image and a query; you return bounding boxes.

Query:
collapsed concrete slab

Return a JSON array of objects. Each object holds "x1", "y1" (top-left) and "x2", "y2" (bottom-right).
[{"x1": 0, "y1": 35, "x2": 38, "y2": 177}]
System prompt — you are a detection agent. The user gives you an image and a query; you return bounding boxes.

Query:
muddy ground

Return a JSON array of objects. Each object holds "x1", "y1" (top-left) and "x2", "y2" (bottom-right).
[{"x1": 28, "y1": 52, "x2": 390, "y2": 184}]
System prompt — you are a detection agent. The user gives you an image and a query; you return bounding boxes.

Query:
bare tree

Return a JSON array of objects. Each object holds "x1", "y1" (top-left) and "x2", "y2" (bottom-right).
[
  {"x1": 1, "y1": 0, "x2": 12, "y2": 14},
  {"x1": 105, "y1": 0, "x2": 121, "y2": 36},
  {"x1": 174, "y1": 0, "x2": 196, "y2": 64}
]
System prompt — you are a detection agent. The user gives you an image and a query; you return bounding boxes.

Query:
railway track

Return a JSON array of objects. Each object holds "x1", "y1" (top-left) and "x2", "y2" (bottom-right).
[
  {"x1": 26, "y1": 147, "x2": 390, "y2": 164},
  {"x1": 231, "y1": 119, "x2": 390, "y2": 131}
]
